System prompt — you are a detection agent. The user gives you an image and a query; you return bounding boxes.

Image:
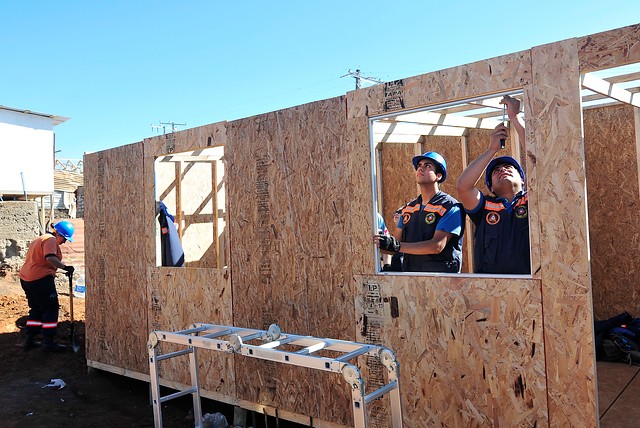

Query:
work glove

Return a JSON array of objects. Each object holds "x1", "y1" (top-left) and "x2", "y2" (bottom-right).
[
  {"x1": 378, "y1": 235, "x2": 401, "y2": 253},
  {"x1": 63, "y1": 265, "x2": 75, "y2": 277}
]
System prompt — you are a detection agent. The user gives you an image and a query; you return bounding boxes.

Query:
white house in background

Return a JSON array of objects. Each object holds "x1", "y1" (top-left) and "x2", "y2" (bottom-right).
[{"x1": 0, "y1": 105, "x2": 69, "y2": 199}]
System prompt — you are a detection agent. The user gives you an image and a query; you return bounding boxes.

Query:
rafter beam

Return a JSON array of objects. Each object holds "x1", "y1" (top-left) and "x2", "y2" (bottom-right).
[
  {"x1": 388, "y1": 111, "x2": 501, "y2": 130},
  {"x1": 373, "y1": 123, "x2": 468, "y2": 143},
  {"x1": 581, "y1": 73, "x2": 640, "y2": 107}
]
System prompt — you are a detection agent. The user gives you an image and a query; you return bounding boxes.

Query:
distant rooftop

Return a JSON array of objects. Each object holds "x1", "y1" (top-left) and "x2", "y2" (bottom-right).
[{"x1": 0, "y1": 105, "x2": 69, "y2": 126}]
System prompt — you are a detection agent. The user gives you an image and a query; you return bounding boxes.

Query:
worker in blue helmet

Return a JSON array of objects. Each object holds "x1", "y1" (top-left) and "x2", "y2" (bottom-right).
[
  {"x1": 456, "y1": 95, "x2": 530, "y2": 274},
  {"x1": 19, "y1": 220, "x2": 75, "y2": 352},
  {"x1": 374, "y1": 151, "x2": 465, "y2": 273}
]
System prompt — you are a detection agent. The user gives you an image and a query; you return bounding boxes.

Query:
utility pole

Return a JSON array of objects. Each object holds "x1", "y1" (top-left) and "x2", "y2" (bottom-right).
[
  {"x1": 151, "y1": 121, "x2": 187, "y2": 134},
  {"x1": 341, "y1": 69, "x2": 383, "y2": 90}
]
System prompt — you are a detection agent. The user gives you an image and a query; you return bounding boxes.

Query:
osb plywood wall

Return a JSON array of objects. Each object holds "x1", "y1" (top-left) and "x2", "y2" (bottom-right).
[
  {"x1": 147, "y1": 268, "x2": 234, "y2": 399},
  {"x1": 584, "y1": 104, "x2": 640, "y2": 319},
  {"x1": 226, "y1": 96, "x2": 355, "y2": 423},
  {"x1": 84, "y1": 143, "x2": 149, "y2": 374},
  {"x1": 143, "y1": 123, "x2": 234, "y2": 400},
  {"x1": 530, "y1": 38, "x2": 595, "y2": 426},
  {"x1": 355, "y1": 275, "x2": 547, "y2": 426},
  {"x1": 82, "y1": 23, "x2": 640, "y2": 428}
]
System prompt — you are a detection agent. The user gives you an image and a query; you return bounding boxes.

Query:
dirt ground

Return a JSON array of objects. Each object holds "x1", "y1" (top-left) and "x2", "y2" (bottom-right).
[{"x1": 0, "y1": 275, "x2": 299, "y2": 428}]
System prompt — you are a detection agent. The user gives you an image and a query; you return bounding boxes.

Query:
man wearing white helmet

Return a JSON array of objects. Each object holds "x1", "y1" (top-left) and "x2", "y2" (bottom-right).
[
  {"x1": 19, "y1": 220, "x2": 75, "y2": 352},
  {"x1": 374, "y1": 151, "x2": 464, "y2": 273},
  {"x1": 456, "y1": 95, "x2": 530, "y2": 274}
]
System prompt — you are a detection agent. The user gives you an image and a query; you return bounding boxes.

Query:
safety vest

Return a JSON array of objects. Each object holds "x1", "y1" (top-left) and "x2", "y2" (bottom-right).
[
  {"x1": 400, "y1": 192, "x2": 463, "y2": 273},
  {"x1": 468, "y1": 192, "x2": 530, "y2": 274}
]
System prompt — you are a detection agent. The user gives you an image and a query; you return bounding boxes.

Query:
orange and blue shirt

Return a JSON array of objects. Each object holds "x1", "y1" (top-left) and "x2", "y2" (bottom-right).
[{"x1": 396, "y1": 191, "x2": 464, "y2": 273}]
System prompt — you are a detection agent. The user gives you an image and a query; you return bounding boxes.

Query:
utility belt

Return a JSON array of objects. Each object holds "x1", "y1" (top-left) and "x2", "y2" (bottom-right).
[{"x1": 402, "y1": 255, "x2": 460, "y2": 273}]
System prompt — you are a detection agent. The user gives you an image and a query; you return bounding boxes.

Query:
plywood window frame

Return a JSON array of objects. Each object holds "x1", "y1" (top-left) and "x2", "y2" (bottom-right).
[
  {"x1": 153, "y1": 146, "x2": 226, "y2": 269},
  {"x1": 369, "y1": 89, "x2": 530, "y2": 277}
]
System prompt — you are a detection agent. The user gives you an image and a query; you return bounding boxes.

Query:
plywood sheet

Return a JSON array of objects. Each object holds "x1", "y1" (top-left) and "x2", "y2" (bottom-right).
[
  {"x1": 145, "y1": 122, "x2": 227, "y2": 158},
  {"x1": 84, "y1": 143, "x2": 149, "y2": 374},
  {"x1": 146, "y1": 267, "x2": 234, "y2": 399},
  {"x1": 178, "y1": 161, "x2": 217, "y2": 267},
  {"x1": 530, "y1": 38, "x2": 597, "y2": 427},
  {"x1": 584, "y1": 104, "x2": 640, "y2": 319},
  {"x1": 226, "y1": 97, "x2": 354, "y2": 424},
  {"x1": 520, "y1": 85, "x2": 542, "y2": 279},
  {"x1": 347, "y1": 51, "x2": 532, "y2": 120},
  {"x1": 354, "y1": 274, "x2": 547, "y2": 427},
  {"x1": 347, "y1": 114, "x2": 375, "y2": 275},
  {"x1": 578, "y1": 24, "x2": 640, "y2": 73}
]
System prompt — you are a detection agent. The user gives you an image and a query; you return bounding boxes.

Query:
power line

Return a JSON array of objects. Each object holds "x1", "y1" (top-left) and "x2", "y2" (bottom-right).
[
  {"x1": 151, "y1": 121, "x2": 187, "y2": 134},
  {"x1": 341, "y1": 69, "x2": 383, "y2": 89}
]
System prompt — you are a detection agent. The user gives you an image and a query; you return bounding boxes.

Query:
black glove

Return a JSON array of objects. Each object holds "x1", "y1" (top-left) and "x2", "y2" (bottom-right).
[
  {"x1": 378, "y1": 235, "x2": 401, "y2": 253},
  {"x1": 63, "y1": 265, "x2": 75, "y2": 276}
]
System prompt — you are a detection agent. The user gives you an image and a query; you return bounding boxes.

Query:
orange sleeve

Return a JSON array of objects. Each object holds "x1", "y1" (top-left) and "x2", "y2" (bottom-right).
[{"x1": 42, "y1": 236, "x2": 59, "y2": 258}]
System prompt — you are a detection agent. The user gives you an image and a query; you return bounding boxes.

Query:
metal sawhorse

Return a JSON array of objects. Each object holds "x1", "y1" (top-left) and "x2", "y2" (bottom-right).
[{"x1": 148, "y1": 323, "x2": 403, "y2": 427}]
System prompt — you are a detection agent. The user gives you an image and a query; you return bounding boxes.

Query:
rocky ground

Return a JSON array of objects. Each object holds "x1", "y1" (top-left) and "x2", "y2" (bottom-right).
[{"x1": 0, "y1": 274, "x2": 299, "y2": 428}]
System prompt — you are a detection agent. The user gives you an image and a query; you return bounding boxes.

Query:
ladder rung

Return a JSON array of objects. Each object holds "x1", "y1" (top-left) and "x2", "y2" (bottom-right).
[
  {"x1": 160, "y1": 387, "x2": 197, "y2": 403},
  {"x1": 335, "y1": 345, "x2": 373, "y2": 362},
  {"x1": 157, "y1": 348, "x2": 193, "y2": 362},
  {"x1": 295, "y1": 341, "x2": 327, "y2": 355},
  {"x1": 364, "y1": 381, "x2": 398, "y2": 405},
  {"x1": 202, "y1": 328, "x2": 234, "y2": 339},
  {"x1": 174, "y1": 326, "x2": 207, "y2": 335},
  {"x1": 260, "y1": 336, "x2": 297, "y2": 349},
  {"x1": 238, "y1": 331, "x2": 265, "y2": 342}
]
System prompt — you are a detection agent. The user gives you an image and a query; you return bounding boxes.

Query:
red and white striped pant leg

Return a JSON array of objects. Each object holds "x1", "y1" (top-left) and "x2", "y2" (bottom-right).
[{"x1": 25, "y1": 319, "x2": 43, "y2": 337}]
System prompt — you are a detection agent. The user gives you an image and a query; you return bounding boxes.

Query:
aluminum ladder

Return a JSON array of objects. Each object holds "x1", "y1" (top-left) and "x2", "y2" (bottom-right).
[{"x1": 148, "y1": 323, "x2": 403, "y2": 427}]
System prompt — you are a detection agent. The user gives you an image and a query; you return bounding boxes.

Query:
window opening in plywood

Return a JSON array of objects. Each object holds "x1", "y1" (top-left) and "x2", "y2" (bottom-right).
[
  {"x1": 154, "y1": 146, "x2": 226, "y2": 268},
  {"x1": 370, "y1": 90, "x2": 529, "y2": 276}
]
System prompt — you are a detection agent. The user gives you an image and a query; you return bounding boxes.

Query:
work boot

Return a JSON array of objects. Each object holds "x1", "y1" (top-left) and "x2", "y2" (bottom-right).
[
  {"x1": 42, "y1": 338, "x2": 66, "y2": 353},
  {"x1": 23, "y1": 336, "x2": 41, "y2": 352}
]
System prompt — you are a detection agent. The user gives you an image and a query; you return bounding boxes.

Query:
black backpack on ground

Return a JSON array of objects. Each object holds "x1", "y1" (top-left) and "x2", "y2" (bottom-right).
[{"x1": 595, "y1": 312, "x2": 640, "y2": 365}]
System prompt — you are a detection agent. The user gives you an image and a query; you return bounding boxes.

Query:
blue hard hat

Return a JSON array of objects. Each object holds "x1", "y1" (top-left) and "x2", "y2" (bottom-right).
[
  {"x1": 54, "y1": 220, "x2": 75, "y2": 242},
  {"x1": 412, "y1": 151, "x2": 447, "y2": 183},
  {"x1": 485, "y1": 156, "x2": 525, "y2": 192}
]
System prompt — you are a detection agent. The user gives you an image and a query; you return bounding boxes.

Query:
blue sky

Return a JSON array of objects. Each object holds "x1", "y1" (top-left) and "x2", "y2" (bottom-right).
[{"x1": 2, "y1": 1, "x2": 639, "y2": 160}]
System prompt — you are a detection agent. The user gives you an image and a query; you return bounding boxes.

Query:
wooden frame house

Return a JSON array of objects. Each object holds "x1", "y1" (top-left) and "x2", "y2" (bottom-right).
[{"x1": 84, "y1": 23, "x2": 640, "y2": 426}]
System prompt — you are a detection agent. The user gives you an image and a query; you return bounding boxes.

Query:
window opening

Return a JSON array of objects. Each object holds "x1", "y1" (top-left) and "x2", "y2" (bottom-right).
[
  {"x1": 370, "y1": 90, "x2": 528, "y2": 275},
  {"x1": 154, "y1": 146, "x2": 226, "y2": 268}
]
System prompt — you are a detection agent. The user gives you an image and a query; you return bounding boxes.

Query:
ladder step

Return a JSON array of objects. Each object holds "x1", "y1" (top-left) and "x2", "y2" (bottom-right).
[
  {"x1": 364, "y1": 381, "x2": 398, "y2": 405},
  {"x1": 160, "y1": 387, "x2": 198, "y2": 403},
  {"x1": 157, "y1": 348, "x2": 193, "y2": 362},
  {"x1": 260, "y1": 336, "x2": 297, "y2": 349},
  {"x1": 295, "y1": 341, "x2": 327, "y2": 355},
  {"x1": 335, "y1": 345, "x2": 373, "y2": 362},
  {"x1": 174, "y1": 326, "x2": 207, "y2": 335},
  {"x1": 202, "y1": 328, "x2": 234, "y2": 339},
  {"x1": 238, "y1": 331, "x2": 265, "y2": 342}
]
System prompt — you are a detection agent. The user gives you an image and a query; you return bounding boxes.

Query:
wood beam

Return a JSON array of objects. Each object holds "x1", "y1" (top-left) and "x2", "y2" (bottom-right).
[{"x1": 581, "y1": 73, "x2": 640, "y2": 107}]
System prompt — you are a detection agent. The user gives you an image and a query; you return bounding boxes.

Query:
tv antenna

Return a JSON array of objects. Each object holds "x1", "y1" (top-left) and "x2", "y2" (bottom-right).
[
  {"x1": 341, "y1": 69, "x2": 383, "y2": 89},
  {"x1": 151, "y1": 121, "x2": 187, "y2": 134}
]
